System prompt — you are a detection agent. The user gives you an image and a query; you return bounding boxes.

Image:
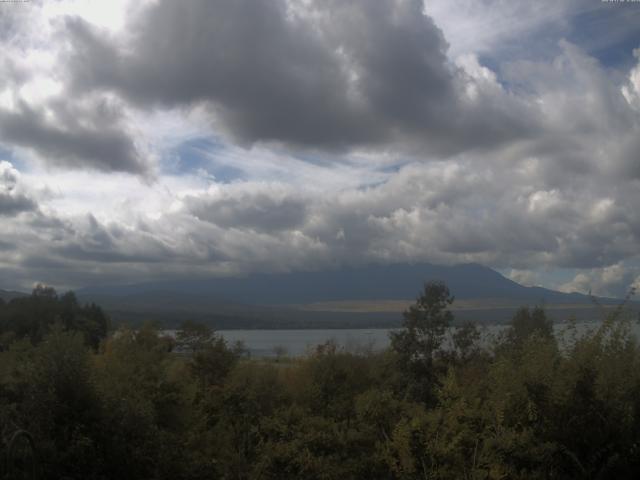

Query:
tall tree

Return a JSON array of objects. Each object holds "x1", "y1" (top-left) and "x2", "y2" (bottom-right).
[
  {"x1": 390, "y1": 281, "x2": 454, "y2": 403},
  {"x1": 506, "y1": 306, "x2": 553, "y2": 347}
]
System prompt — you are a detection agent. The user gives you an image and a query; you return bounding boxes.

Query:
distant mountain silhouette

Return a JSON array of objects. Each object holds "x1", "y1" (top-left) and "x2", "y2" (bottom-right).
[
  {"x1": 67, "y1": 263, "x2": 638, "y2": 328},
  {"x1": 77, "y1": 263, "x2": 604, "y2": 305},
  {"x1": 0, "y1": 289, "x2": 28, "y2": 302}
]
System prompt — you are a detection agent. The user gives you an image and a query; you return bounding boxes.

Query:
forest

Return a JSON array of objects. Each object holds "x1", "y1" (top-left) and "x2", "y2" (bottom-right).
[{"x1": 1, "y1": 282, "x2": 640, "y2": 479}]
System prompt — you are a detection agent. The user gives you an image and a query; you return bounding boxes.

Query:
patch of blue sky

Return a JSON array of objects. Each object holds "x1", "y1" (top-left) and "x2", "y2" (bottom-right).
[
  {"x1": 0, "y1": 145, "x2": 28, "y2": 172},
  {"x1": 479, "y1": 4, "x2": 639, "y2": 89},
  {"x1": 474, "y1": 15, "x2": 566, "y2": 68},
  {"x1": 376, "y1": 161, "x2": 411, "y2": 174},
  {"x1": 476, "y1": 28, "x2": 563, "y2": 93},
  {"x1": 355, "y1": 179, "x2": 388, "y2": 191},
  {"x1": 567, "y1": 5, "x2": 640, "y2": 69},
  {"x1": 540, "y1": 268, "x2": 584, "y2": 289},
  {"x1": 161, "y1": 137, "x2": 246, "y2": 183},
  {"x1": 494, "y1": 30, "x2": 560, "y2": 64},
  {"x1": 293, "y1": 151, "x2": 344, "y2": 168}
]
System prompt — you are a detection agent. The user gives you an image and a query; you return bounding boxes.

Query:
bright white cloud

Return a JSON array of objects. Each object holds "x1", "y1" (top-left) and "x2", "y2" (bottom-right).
[
  {"x1": 507, "y1": 269, "x2": 539, "y2": 287},
  {"x1": 559, "y1": 263, "x2": 638, "y2": 297},
  {"x1": 622, "y1": 48, "x2": 640, "y2": 109}
]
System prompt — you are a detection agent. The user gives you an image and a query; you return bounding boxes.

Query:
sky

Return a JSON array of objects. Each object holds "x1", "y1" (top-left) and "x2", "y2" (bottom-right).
[{"x1": 1, "y1": 0, "x2": 640, "y2": 297}]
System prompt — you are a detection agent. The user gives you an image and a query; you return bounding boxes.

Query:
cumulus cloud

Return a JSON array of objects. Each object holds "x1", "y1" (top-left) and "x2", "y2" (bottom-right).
[
  {"x1": 62, "y1": 0, "x2": 537, "y2": 155},
  {"x1": 1, "y1": 146, "x2": 638, "y2": 294},
  {"x1": 0, "y1": 160, "x2": 37, "y2": 216},
  {"x1": 183, "y1": 185, "x2": 308, "y2": 233},
  {"x1": 0, "y1": 97, "x2": 148, "y2": 174},
  {"x1": 0, "y1": 2, "x2": 148, "y2": 175},
  {"x1": 0, "y1": 0, "x2": 639, "y2": 296},
  {"x1": 507, "y1": 269, "x2": 540, "y2": 287},
  {"x1": 558, "y1": 263, "x2": 639, "y2": 297}
]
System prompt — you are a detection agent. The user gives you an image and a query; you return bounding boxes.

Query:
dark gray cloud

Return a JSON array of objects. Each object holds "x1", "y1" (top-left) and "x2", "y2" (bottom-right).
[
  {"x1": 65, "y1": 1, "x2": 378, "y2": 148},
  {"x1": 0, "y1": 99, "x2": 147, "y2": 174},
  {"x1": 0, "y1": 190, "x2": 36, "y2": 216},
  {"x1": 184, "y1": 189, "x2": 307, "y2": 233},
  {"x1": 0, "y1": 4, "x2": 148, "y2": 175},
  {"x1": 64, "y1": 0, "x2": 536, "y2": 154}
]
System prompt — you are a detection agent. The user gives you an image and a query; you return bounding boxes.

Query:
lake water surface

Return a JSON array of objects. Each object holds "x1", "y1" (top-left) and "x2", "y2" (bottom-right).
[{"x1": 212, "y1": 321, "x2": 640, "y2": 357}]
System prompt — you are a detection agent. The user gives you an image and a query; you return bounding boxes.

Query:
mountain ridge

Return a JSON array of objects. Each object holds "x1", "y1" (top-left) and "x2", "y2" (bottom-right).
[
  {"x1": 76, "y1": 262, "x2": 614, "y2": 305},
  {"x1": 0, "y1": 289, "x2": 29, "y2": 302},
  {"x1": 5, "y1": 264, "x2": 633, "y2": 328}
]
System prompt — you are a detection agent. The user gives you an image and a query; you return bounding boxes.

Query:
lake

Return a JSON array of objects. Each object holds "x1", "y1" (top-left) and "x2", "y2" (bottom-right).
[{"x1": 210, "y1": 321, "x2": 639, "y2": 357}]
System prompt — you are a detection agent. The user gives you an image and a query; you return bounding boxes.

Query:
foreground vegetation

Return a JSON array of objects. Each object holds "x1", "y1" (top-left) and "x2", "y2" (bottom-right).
[{"x1": 1, "y1": 283, "x2": 640, "y2": 479}]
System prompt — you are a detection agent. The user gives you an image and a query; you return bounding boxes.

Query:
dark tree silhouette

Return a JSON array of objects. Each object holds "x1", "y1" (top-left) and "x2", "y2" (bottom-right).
[{"x1": 390, "y1": 281, "x2": 454, "y2": 403}]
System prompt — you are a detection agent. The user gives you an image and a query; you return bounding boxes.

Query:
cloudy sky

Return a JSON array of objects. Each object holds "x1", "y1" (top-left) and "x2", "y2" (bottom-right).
[{"x1": 1, "y1": 0, "x2": 640, "y2": 296}]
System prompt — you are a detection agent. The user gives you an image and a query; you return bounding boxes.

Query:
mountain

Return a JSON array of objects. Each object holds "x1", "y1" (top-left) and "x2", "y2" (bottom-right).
[
  {"x1": 78, "y1": 263, "x2": 597, "y2": 305},
  {"x1": 0, "y1": 289, "x2": 28, "y2": 302},
  {"x1": 74, "y1": 263, "x2": 630, "y2": 328}
]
